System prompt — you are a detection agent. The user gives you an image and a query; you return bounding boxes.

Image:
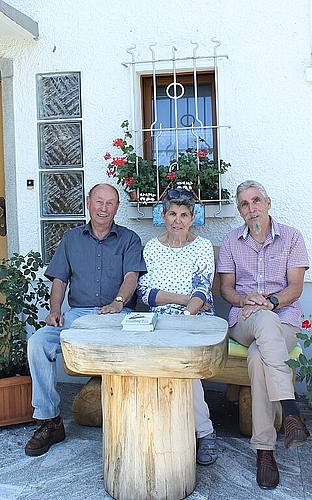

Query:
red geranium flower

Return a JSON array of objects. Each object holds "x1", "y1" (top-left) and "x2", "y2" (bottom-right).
[
  {"x1": 107, "y1": 168, "x2": 115, "y2": 178},
  {"x1": 302, "y1": 319, "x2": 312, "y2": 329},
  {"x1": 197, "y1": 149, "x2": 209, "y2": 158},
  {"x1": 112, "y1": 157, "x2": 126, "y2": 167},
  {"x1": 104, "y1": 152, "x2": 111, "y2": 161},
  {"x1": 167, "y1": 171, "x2": 176, "y2": 181},
  {"x1": 124, "y1": 177, "x2": 134, "y2": 187},
  {"x1": 113, "y1": 138, "x2": 124, "y2": 147}
]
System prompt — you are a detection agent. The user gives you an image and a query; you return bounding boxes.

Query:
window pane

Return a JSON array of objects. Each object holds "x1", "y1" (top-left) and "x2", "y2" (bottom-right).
[
  {"x1": 37, "y1": 73, "x2": 82, "y2": 120},
  {"x1": 40, "y1": 172, "x2": 85, "y2": 216},
  {"x1": 152, "y1": 81, "x2": 213, "y2": 164},
  {"x1": 142, "y1": 73, "x2": 216, "y2": 166},
  {"x1": 41, "y1": 220, "x2": 86, "y2": 265},
  {"x1": 38, "y1": 122, "x2": 83, "y2": 168}
]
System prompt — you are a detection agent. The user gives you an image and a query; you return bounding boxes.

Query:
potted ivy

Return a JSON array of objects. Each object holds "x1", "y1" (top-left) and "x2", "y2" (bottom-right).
[{"x1": 0, "y1": 251, "x2": 50, "y2": 427}]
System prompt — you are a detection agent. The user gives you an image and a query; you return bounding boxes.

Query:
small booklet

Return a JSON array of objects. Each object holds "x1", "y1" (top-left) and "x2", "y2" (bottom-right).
[{"x1": 121, "y1": 312, "x2": 158, "y2": 331}]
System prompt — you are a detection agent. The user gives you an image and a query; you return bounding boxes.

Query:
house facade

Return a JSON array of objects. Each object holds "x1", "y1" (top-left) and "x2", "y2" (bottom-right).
[{"x1": 1, "y1": 0, "x2": 312, "y2": 386}]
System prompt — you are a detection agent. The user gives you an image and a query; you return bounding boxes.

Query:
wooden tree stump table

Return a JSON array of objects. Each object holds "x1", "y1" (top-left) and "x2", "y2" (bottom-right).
[{"x1": 61, "y1": 313, "x2": 228, "y2": 500}]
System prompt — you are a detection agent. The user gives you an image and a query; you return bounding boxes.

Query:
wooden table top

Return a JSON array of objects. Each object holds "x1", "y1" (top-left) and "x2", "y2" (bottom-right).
[{"x1": 61, "y1": 313, "x2": 228, "y2": 379}]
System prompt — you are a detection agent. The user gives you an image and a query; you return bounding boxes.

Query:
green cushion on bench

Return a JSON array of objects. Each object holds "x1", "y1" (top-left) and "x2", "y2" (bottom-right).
[{"x1": 228, "y1": 338, "x2": 302, "y2": 359}]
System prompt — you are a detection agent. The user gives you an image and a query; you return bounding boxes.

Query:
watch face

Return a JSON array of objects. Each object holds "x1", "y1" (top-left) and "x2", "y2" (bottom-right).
[
  {"x1": 268, "y1": 295, "x2": 279, "y2": 308},
  {"x1": 115, "y1": 296, "x2": 124, "y2": 303}
]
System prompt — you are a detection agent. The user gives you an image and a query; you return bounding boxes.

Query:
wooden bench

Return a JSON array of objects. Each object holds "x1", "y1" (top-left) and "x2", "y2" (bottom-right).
[{"x1": 64, "y1": 246, "x2": 302, "y2": 437}]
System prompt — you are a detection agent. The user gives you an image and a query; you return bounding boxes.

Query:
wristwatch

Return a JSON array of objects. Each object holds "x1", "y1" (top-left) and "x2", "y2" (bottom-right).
[
  {"x1": 267, "y1": 295, "x2": 279, "y2": 310},
  {"x1": 114, "y1": 296, "x2": 125, "y2": 304}
]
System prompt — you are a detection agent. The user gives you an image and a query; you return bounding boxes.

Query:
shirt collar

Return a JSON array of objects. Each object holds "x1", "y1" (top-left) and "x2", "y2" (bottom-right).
[
  {"x1": 239, "y1": 216, "x2": 280, "y2": 240},
  {"x1": 83, "y1": 221, "x2": 118, "y2": 238}
]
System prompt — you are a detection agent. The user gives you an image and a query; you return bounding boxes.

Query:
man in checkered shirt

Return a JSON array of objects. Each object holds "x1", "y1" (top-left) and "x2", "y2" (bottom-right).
[{"x1": 217, "y1": 180, "x2": 310, "y2": 490}]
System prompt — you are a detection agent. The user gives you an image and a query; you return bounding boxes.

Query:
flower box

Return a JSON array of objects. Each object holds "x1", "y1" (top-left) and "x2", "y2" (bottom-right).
[
  {"x1": 0, "y1": 375, "x2": 35, "y2": 427},
  {"x1": 127, "y1": 200, "x2": 236, "y2": 220}
]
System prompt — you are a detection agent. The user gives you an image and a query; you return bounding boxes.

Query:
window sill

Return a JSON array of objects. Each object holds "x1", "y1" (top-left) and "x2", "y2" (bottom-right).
[{"x1": 127, "y1": 200, "x2": 236, "y2": 219}]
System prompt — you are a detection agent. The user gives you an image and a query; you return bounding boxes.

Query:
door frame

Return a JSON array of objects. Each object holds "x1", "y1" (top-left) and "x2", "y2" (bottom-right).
[{"x1": 0, "y1": 58, "x2": 19, "y2": 257}]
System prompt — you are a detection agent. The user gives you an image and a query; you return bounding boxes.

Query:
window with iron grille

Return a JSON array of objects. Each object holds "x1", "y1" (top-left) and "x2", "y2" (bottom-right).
[
  {"x1": 36, "y1": 72, "x2": 86, "y2": 264},
  {"x1": 120, "y1": 41, "x2": 231, "y2": 206},
  {"x1": 142, "y1": 73, "x2": 217, "y2": 166}
]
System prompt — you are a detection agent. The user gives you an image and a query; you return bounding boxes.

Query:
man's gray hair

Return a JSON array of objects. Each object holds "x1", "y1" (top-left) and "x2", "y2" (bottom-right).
[{"x1": 236, "y1": 180, "x2": 269, "y2": 206}]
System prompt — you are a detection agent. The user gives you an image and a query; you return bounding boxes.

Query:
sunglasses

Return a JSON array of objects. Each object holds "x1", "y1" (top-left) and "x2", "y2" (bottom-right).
[{"x1": 167, "y1": 189, "x2": 194, "y2": 200}]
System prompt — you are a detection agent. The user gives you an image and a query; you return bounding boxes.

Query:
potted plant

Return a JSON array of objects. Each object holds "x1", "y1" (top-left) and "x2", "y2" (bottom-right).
[
  {"x1": 158, "y1": 145, "x2": 231, "y2": 201},
  {"x1": 104, "y1": 120, "x2": 157, "y2": 203},
  {"x1": 104, "y1": 121, "x2": 231, "y2": 204},
  {"x1": 286, "y1": 316, "x2": 312, "y2": 405},
  {"x1": 0, "y1": 251, "x2": 50, "y2": 427}
]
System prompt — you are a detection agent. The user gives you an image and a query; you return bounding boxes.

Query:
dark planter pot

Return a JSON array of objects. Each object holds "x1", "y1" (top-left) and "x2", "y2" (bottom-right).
[
  {"x1": 128, "y1": 191, "x2": 137, "y2": 201},
  {"x1": 0, "y1": 375, "x2": 35, "y2": 427}
]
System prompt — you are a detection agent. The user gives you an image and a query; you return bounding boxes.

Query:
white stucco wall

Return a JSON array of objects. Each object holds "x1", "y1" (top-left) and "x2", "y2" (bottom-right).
[
  {"x1": 1, "y1": 1, "x2": 312, "y2": 387},
  {"x1": 1, "y1": 0, "x2": 312, "y2": 268}
]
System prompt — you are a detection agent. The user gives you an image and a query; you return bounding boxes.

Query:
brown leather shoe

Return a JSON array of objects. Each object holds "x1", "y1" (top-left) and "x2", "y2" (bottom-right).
[
  {"x1": 284, "y1": 414, "x2": 310, "y2": 449},
  {"x1": 256, "y1": 450, "x2": 279, "y2": 489},
  {"x1": 25, "y1": 418, "x2": 65, "y2": 456}
]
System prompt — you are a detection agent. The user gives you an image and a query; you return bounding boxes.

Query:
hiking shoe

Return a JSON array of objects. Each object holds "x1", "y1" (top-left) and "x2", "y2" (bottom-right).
[
  {"x1": 284, "y1": 414, "x2": 310, "y2": 450},
  {"x1": 25, "y1": 418, "x2": 65, "y2": 456},
  {"x1": 196, "y1": 431, "x2": 218, "y2": 465}
]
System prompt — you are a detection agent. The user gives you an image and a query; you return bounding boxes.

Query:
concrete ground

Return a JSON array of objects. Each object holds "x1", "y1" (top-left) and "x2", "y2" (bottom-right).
[{"x1": 0, "y1": 382, "x2": 311, "y2": 500}]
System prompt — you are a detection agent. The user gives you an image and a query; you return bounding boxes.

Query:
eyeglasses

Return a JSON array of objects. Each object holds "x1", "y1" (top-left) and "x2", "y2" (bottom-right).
[{"x1": 166, "y1": 189, "x2": 194, "y2": 200}]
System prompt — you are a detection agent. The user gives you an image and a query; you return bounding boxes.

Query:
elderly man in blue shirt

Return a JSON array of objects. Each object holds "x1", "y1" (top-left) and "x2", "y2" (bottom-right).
[{"x1": 25, "y1": 183, "x2": 146, "y2": 457}]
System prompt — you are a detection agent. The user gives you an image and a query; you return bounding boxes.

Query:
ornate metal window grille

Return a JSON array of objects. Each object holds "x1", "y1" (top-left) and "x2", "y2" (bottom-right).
[
  {"x1": 36, "y1": 72, "x2": 86, "y2": 264},
  {"x1": 122, "y1": 40, "x2": 230, "y2": 205}
]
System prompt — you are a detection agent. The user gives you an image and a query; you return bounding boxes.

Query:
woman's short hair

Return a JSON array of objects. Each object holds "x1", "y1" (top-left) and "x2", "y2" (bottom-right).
[
  {"x1": 236, "y1": 180, "x2": 268, "y2": 206},
  {"x1": 162, "y1": 188, "x2": 195, "y2": 215}
]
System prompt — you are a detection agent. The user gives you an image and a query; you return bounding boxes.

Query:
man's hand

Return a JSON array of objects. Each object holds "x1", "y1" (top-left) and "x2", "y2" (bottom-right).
[
  {"x1": 241, "y1": 302, "x2": 272, "y2": 320},
  {"x1": 243, "y1": 292, "x2": 267, "y2": 307},
  {"x1": 45, "y1": 312, "x2": 64, "y2": 327},
  {"x1": 99, "y1": 301, "x2": 124, "y2": 314}
]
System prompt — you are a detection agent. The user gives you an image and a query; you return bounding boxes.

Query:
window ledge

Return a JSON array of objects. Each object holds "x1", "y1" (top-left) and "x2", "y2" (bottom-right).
[{"x1": 127, "y1": 200, "x2": 236, "y2": 219}]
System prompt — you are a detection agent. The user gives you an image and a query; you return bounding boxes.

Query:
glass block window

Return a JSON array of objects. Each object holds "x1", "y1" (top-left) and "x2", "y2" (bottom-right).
[
  {"x1": 40, "y1": 172, "x2": 85, "y2": 216},
  {"x1": 38, "y1": 122, "x2": 83, "y2": 168},
  {"x1": 37, "y1": 73, "x2": 82, "y2": 120},
  {"x1": 41, "y1": 220, "x2": 86, "y2": 265},
  {"x1": 37, "y1": 72, "x2": 85, "y2": 264}
]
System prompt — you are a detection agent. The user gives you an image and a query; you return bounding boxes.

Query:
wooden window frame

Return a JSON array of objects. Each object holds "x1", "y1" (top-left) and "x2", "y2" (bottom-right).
[{"x1": 141, "y1": 72, "x2": 217, "y2": 164}]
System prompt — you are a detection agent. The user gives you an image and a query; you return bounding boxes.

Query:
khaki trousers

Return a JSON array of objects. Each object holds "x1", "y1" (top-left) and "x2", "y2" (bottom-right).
[{"x1": 230, "y1": 309, "x2": 299, "y2": 450}]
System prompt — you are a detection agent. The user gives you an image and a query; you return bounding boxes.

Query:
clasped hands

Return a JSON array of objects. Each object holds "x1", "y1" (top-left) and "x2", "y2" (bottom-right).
[{"x1": 241, "y1": 292, "x2": 272, "y2": 320}]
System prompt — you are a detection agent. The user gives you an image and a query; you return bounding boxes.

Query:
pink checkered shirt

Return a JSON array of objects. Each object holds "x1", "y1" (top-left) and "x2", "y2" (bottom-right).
[{"x1": 216, "y1": 218, "x2": 309, "y2": 328}]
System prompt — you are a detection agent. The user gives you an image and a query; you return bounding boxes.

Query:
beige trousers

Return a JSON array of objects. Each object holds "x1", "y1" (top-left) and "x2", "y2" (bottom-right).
[{"x1": 230, "y1": 309, "x2": 299, "y2": 450}]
